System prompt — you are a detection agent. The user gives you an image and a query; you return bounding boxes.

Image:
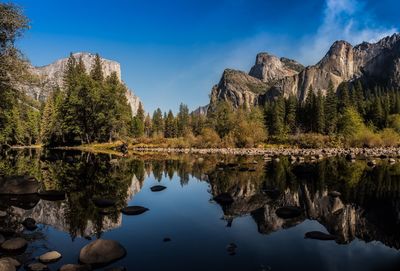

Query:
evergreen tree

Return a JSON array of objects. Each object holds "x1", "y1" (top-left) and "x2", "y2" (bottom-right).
[
  {"x1": 207, "y1": 101, "x2": 235, "y2": 138},
  {"x1": 177, "y1": 103, "x2": 190, "y2": 137},
  {"x1": 325, "y1": 81, "x2": 338, "y2": 134},
  {"x1": 164, "y1": 110, "x2": 177, "y2": 138},
  {"x1": 270, "y1": 96, "x2": 286, "y2": 136},
  {"x1": 90, "y1": 53, "x2": 104, "y2": 82},
  {"x1": 338, "y1": 82, "x2": 351, "y2": 112},
  {"x1": 144, "y1": 114, "x2": 152, "y2": 137},
  {"x1": 316, "y1": 90, "x2": 325, "y2": 134},
  {"x1": 285, "y1": 94, "x2": 297, "y2": 134},
  {"x1": 132, "y1": 102, "x2": 145, "y2": 137},
  {"x1": 304, "y1": 86, "x2": 316, "y2": 132},
  {"x1": 152, "y1": 108, "x2": 164, "y2": 136}
]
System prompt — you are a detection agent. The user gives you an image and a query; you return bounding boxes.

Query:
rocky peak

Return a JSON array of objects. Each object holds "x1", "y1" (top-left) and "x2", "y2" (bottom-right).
[
  {"x1": 209, "y1": 69, "x2": 267, "y2": 109},
  {"x1": 316, "y1": 40, "x2": 354, "y2": 79},
  {"x1": 249, "y1": 52, "x2": 302, "y2": 83}
]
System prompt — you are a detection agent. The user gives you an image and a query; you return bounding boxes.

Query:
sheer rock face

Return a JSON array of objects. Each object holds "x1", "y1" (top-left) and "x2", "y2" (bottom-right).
[
  {"x1": 24, "y1": 52, "x2": 141, "y2": 116},
  {"x1": 209, "y1": 69, "x2": 268, "y2": 109},
  {"x1": 209, "y1": 33, "x2": 400, "y2": 108},
  {"x1": 249, "y1": 53, "x2": 304, "y2": 84}
]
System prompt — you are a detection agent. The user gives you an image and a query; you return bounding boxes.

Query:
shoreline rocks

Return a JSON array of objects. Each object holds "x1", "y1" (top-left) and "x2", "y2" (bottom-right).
[
  {"x1": 79, "y1": 239, "x2": 126, "y2": 266},
  {"x1": 129, "y1": 147, "x2": 400, "y2": 160}
]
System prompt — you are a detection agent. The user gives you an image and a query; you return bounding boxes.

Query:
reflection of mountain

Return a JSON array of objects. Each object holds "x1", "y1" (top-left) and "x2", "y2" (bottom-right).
[
  {"x1": 210, "y1": 178, "x2": 400, "y2": 249},
  {"x1": 5, "y1": 172, "x2": 143, "y2": 237}
]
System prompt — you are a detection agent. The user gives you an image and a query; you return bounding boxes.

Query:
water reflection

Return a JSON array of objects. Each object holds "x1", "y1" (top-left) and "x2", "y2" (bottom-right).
[{"x1": 1, "y1": 150, "x2": 400, "y2": 260}]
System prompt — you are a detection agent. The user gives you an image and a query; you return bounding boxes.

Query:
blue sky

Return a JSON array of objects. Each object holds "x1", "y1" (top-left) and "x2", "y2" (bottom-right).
[{"x1": 11, "y1": 0, "x2": 400, "y2": 113}]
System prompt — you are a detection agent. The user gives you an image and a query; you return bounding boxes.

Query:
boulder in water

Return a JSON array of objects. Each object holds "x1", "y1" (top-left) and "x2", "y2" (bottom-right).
[
  {"x1": 79, "y1": 239, "x2": 126, "y2": 265},
  {"x1": 275, "y1": 206, "x2": 303, "y2": 219},
  {"x1": 213, "y1": 193, "x2": 234, "y2": 205},
  {"x1": 150, "y1": 185, "x2": 166, "y2": 192},
  {"x1": 121, "y1": 206, "x2": 149, "y2": 216},
  {"x1": 93, "y1": 199, "x2": 116, "y2": 208},
  {"x1": 38, "y1": 190, "x2": 66, "y2": 201},
  {"x1": 0, "y1": 257, "x2": 20, "y2": 271},
  {"x1": 39, "y1": 250, "x2": 62, "y2": 263},
  {"x1": 59, "y1": 264, "x2": 91, "y2": 271},
  {"x1": 0, "y1": 176, "x2": 39, "y2": 195},
  {"x1": 305, "y1": 231, "x2": 337, "y2": 240},
  {"x1": 26, "y1": 262, "x2": 48, "y2": 271},
  {"x1": 1, "y1": 237, "x2": 28, "y2": 252},
  {"x1": 328, "y1": 191, "x2": 341, "y2": 198},
  {"x1": 22, "y1": 218, "x2": 37, "y2": 231}
]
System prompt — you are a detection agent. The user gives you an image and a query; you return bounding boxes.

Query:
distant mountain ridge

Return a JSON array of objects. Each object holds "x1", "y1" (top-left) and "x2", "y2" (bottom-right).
[
  {"x1": 22, "y1": 52, "x2": 141, "y2": 116},
  {"x1": 208, "y1": 33, "x2": 400, "y2": 110}
]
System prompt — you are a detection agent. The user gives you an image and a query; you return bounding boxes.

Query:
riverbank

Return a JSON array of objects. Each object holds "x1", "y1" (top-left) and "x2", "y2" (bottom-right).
[{"x1": 50, "y1": 142, "x2": 400, "y2": 161}]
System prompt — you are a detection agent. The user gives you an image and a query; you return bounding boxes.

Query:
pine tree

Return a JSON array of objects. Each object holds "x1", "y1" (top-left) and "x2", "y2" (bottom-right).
[
  {"x1": 271, "y1": 96, "x2": 286, "y2": 136},
  {"x1": 325, "y1": 81, "x2": 338, "y2": 134},
  {"x1": 90, "y1": 53, "x2": 104, "y2": 82},
  {"x1": 338, "y1": 82, "x2": 350, "y2": 112},
  {"x1": 132, "y1": 102, "x2": 145, "y2": 137},
  {"x1": 164, "y1": 110, "x2": 177, "y2": 138},
  {"x1": 315, "y1": 90, "x2": 325, "y2": 134},
  {"x1": 152, "y1": 108, "x2": 164, "y2": 136},
  {"x1": 285, "y1": 94, "x2": 297, "y2": 134},
  {"x1": 144, "y1": 114, "x2": 152, "y2": 137},
  {"x1": 304, "y1": 86, "x2": 316, "y2": 132},
  {"x1": 177, "y1": 103, "x2": 190, "y2": 137}
]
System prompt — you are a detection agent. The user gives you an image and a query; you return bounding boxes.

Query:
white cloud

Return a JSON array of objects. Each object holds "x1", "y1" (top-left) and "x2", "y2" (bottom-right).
[{"x1": 298, "y1": 0, "x2": 397, "y2": 65}]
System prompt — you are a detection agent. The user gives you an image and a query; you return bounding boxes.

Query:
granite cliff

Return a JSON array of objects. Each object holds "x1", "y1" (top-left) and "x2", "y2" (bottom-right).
[{"x1": 23, "y1": 52, "x2": 141, "y2": 116}]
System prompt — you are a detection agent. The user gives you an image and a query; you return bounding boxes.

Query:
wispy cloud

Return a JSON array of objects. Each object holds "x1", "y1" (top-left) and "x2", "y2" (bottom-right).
[{"x1": 298, "y1": 0, "x2": 397, "y2": 65}]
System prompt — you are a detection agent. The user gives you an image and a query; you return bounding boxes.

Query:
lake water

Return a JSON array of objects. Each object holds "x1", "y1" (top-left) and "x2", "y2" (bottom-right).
[{"x1": 1, "y1": 149, "x2": 400, "y2": 271}]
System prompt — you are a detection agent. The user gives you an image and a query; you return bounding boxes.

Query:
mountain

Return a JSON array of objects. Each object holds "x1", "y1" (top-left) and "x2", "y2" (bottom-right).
[
  {"x1": 192, "y1": 104, "x2": 209, "y2": 116},
  {"x1": 208, "y1": 33, "x2": 400, "y2": 110},
  {"x1": 22, "y1": 52, "x2": 141, "y2": 116}
]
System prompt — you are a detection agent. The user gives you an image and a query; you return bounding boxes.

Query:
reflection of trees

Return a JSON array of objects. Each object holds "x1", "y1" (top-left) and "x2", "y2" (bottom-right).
[{"x1": 207, "y1": 157, "x2": 400, "y2": 249}]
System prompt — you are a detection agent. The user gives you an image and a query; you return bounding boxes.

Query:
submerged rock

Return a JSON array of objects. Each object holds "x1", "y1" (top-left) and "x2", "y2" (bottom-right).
[
  {"x1": 0, "y1": 257, "x2": 20, "y2": 271},
  {"x1": 0, "y1": 176, "x2": 39, "y2": 195},
  {"x1": 0, "y1": 260, "x2": 16, "y2": 271},
  {"x1": 213, "y1": 193, "x2": 234, "y2": 205},
  {"x1": 275, "y1": 206, "x2": 303, "y2": 219},
  {"x1": 38, "y1": 190, "x2": 66, "y2": 201},
  {"x1": 121, "y1": 206, "x2": 149, "y2": 216},
  {"x1": 104, "y1": 267, "x2": 127, "y2": 271},
  {"x1": 305, "y1": 231, "x2": 337, "y2": 240},
  {"x1": 163, "y1": 237, "x2": 171, "y2": 242},
  {"x1": 79, "y1": 239, "x2": 126, "y2": 265},
  {"x1": 0, "y1": 194, "x2": 40, "y2": 210},
  {"x1": 226, "y1": 243, "x2": 237, "y2": 256},
  {"x1": 26, "y1": 262, "x2": 48, "y2": 271},
  {"x1": 93, "y1": 199, "x2": 116, "y2": 208},
  {"x1": 59, "y1": 264, "x2": 91, "y2": 271},
  {"x1": 1, "y1": 237, "x2": 28, "y2": 252},
  {"x1": 150, "y1": 185, "x2": 166, "y2": 192},
  {"x1": 328, "y1": 191, "x2": 341, "y2": 198},
  {"x1": 22, "y1": 218, "x2": 37, "y2": 231},
  {"x1": 39, "y1": 250, "x2": 62, "y2": 263}
]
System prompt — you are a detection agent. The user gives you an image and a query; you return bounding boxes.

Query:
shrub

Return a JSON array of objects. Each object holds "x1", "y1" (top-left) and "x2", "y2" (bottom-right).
[
  {"x1": 379, "y1": 128, "x2": 400, "y2": 147},
  {"x1": 195, "y1": 128, "x2": 220, "y2": 148}
]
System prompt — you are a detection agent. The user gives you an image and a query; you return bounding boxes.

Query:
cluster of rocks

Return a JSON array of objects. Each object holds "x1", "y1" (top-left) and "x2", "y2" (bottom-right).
[{"x1": 131, "y1": 146, "x2": 400, "y2": 160}]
